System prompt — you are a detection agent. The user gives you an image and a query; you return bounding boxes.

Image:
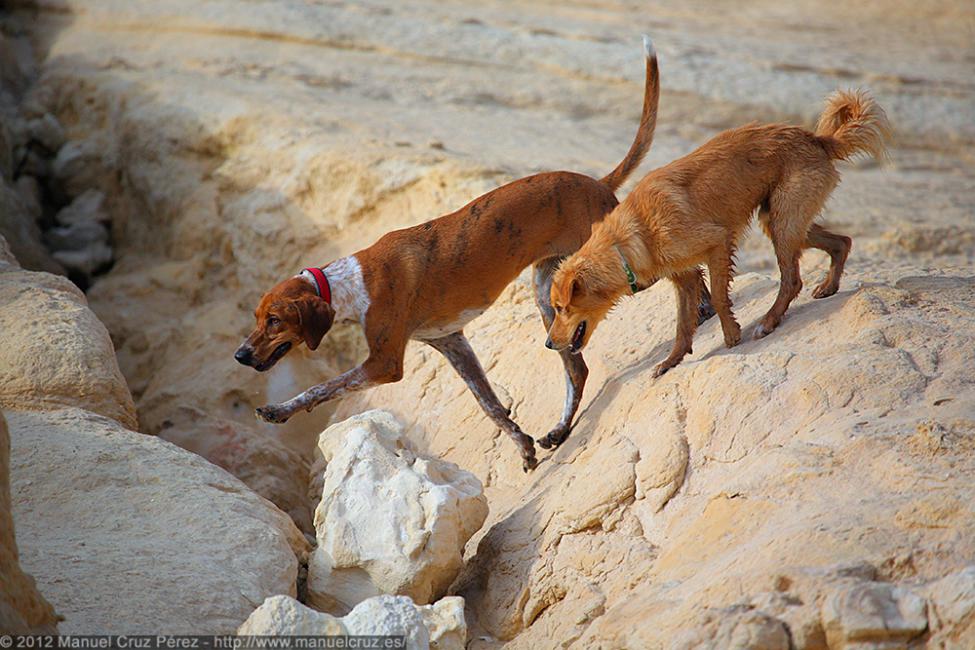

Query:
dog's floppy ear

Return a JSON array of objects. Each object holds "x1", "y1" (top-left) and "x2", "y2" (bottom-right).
[
  {"x1": 293, "y1": 295, "x2": 334, "y2": 351},
  {"x1": 571, "y1": 277, "x2": 585, "y2": 299}
]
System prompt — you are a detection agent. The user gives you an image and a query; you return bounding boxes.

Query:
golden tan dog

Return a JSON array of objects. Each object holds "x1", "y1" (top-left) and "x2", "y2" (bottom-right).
[
  {"x1": 235, "y1": 37, "x2": 713, "y2": 471},
  {"x1": 547, "y1": 89, "x2": 890, "y2": 378}
]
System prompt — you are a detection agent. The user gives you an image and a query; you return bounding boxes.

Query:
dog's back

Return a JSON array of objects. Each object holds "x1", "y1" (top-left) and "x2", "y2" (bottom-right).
[{"x1": 631, "y1": 124, "x2": 833, "y2": 238}]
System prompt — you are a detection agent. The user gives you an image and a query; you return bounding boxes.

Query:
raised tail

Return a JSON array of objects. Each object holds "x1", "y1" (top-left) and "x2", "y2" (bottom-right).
[
  {"x1": 600, "y1": 35, "x2": 659, "y2": 192},
  {"x1": 815, "y1": 89, "x2": 892, "y2": 162}
]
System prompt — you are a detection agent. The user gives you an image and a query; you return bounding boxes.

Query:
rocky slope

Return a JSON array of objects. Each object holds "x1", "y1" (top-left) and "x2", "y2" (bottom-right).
[
  {"x1": 5, "y1": 0, "x2": 975, "y2": 646},
  {"x1": 0, "y1": 234, "x2": 309, "y2": 634}
]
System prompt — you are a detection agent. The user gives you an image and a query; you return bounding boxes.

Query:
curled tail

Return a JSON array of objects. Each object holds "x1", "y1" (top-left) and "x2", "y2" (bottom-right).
[
  {"x1": 815, "y1": 89, "x2": 891, "y2": 162},
  {"x1": 600, "y1": 35, "x2": 659, "y2": 192}
]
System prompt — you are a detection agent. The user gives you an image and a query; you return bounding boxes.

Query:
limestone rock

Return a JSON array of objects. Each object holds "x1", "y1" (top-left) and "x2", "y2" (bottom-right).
[
  {"x1": 0, "y1": 184, "x2": 62, "y2": 274},
  {"x1": 44, "y1": 219, "x2": 110, "y2": 252},
  {"x1": 0, "y1": 114, "x2": 11, "y2": 183},
  {"x1": 0, "y1": 260, "x2": 136, "y2": 429},
  {"x1": 419, "y1": 597, "x2": 468, "y2": 650},
  {"x1": 673, "y1": 607, "x2": 791, "y2": 650},
  {"x1": 156, "y1": 405, "x2": 313, "y2": 532},
  {"x1": 307, "y1": 410, "x2": 488, "y2": 614},
  {"x1": 51, "y1": 138, "x2": 110, "y2": 198},
  {"x1": 13, "y1": 175, "x2": 42, "y2": 220},
  {"x1": 51, "y1": 241, "x2": 113, "y2": 278},
  {"x1": 0, "y1": 412, "x2": 59, "y2": 634},
  {"x1": 0, "y1": 234, "x2": 18, "y2": 267},
  {"x1": 821, "y1": 582, "x2": 928, "y2": 649},
  {"x1": 239, "y1": 594, "x2": 466, "y2": 650},
  {"x1": 237, "y1": 595, "x2": 347, "y2": 636},
  {"x1": 55, "y1": 189, "x2": 109, "y2": 227},
  {"x1": 27, "y1": 113, "x2": 66, "y2": 153},
  {"x1": 343, "y1": 596, "x2": 430, "y2": 649},
  {"x1": 8, "y1": 407, "x2": 310, "y2": 634},
  {"x1": 924, "y1": 567, "x2": 975, "y2": 649}
]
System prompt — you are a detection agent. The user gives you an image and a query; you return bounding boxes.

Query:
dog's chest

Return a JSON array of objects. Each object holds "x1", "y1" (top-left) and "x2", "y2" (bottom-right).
[{"x1": 411, "y1": 307, "x2": 488, "y2": 341}]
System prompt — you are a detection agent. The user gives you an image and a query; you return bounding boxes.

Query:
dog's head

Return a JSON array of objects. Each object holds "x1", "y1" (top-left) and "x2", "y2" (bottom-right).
[
  {"x1": 546, "y1": 256, "x2": 616, "y2": 354},
  {"x1": 234, "y1": 276, "x2": 335, "y2": 371}
]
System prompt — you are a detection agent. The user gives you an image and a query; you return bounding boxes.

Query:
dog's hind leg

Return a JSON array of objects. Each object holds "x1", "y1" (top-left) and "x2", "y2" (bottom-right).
[
  {"x1": 531, "y1": 259, "x2": 588, "y2": 450},
  {"x1": 755, "y1": 172, "x2": 835, "y2": 339},
  {"x1": 425, "y1": 331, "x2": 538, "y2": 472},
  {"x1": 804, "y1": 224, "x2": 852, "y2": 299},
  {"x1": 654, "y1": 268, "x2": 704, "y2": 377},
  {"x1": 707, "y1": 245, "x2": 742, "y2": 347}
]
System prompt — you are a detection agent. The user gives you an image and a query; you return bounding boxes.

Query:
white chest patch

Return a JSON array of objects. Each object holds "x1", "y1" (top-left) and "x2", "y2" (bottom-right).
[
  {"x1": 412, "y1": 307, "x2": 488, "y2": 341},
  {"x1": 299, "y1": 255, "x2": 371, "y2": 324}
]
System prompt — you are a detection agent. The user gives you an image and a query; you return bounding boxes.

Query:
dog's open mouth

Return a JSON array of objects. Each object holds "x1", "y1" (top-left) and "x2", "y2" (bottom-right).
[
  {"x1": 569, "y1": 321, "x2": 587, "y2": 354},
  {"x1": 255, "y1": 342, "x2": 292, "y2": 372}
]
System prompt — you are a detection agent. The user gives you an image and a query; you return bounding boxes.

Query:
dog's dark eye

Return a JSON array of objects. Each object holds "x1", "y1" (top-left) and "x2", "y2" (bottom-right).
[{"x1": 267, "y1": 316, "x2": 280, "y2": 327}]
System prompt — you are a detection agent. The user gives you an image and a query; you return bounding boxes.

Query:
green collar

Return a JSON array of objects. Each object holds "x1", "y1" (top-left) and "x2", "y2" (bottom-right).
[{"x1": 614, "y1": 246, "x2": 640, "y2": 294}]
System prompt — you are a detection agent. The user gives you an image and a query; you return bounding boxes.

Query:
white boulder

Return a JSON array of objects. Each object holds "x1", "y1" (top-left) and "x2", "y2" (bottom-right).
[
  {"x1": 307, "y1": 410, "x2": 488, "y2": 614},
  {"x1": 238, "y1": 594, "x2": 467, "y2": 650}
]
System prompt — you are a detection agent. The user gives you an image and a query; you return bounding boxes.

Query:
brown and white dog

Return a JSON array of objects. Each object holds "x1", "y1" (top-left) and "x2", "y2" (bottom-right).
[
  {"x1": 234, "y1": 36, "x2": 711, "y2": 471},
  {"x1": 547, "y1": 89, "x2": 890, "y2": 377}
]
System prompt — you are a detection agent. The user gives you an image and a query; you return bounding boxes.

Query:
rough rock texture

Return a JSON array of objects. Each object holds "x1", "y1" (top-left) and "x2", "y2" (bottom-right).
[
  {"x1": 237, "y1": 595, "x2": 348, "y2": 636},
  {"x1": 8, "y1": 407, "x2": 309, "y2": 634},
  {"x1": 0, "y1": 179, "x2": 62, "y2": 274},
  {"x1": 822, "y1": 582, "x2": 928, "y2": 649},
  {"x1": 0, "y1": 236, "x2": 136, "y2": 429},
  {"x1": 419, "y1": 597, "x2": 469, "y2": 650},
  {"x1": 308, "y1": 411, "x2": 488, "y2": 613},
  {"x1": 925, "y1": 567, "x2": 975, "y2": 649},
  {"x1": 0, "y1": 412, "x2": 59, "y2": 634},
  {"x1": 238, "y1": 594, "x2": 466, "y2": 650},
  {"x1": 11, "y1": 0, "x2": 975, "y2": 647}
]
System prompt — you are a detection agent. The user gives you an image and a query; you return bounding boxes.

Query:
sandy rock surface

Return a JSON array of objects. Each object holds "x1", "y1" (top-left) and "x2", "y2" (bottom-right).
[
  {"x1": 0, "y1": 412, "x2": 59, "y2": 634},
  {"x1": 7, "y1": 0, "x2": 975, "y2": 647},
  {"x1": 7, "y1": 407, "x2": 309, "y2": 634},
  {"x1": 239, "y1": 594, "x2": 466, "y2": 650},
  {"x1": 0, "y1": 258, "x2": 137, "y2": 428},
  {"x1": 308, "y1": 410, "x2": 488, "y2": 613}
]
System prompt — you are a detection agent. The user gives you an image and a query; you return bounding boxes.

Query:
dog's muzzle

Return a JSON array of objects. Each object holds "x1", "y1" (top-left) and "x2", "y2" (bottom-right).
[{"x1": 234, "y1": 345, "x2": 254, "y2": 366}]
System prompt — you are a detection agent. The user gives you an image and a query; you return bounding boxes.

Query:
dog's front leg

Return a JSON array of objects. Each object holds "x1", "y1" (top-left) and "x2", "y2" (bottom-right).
[
  {"x1": 255, "y1": 365, "x2": 370, "y2": 424},
  {"x1": 255, "y1": 351, "x2": 404, "y2": 424},
  {"x1": 257, "y1": 323, "x2": 408, "y2": 424}
]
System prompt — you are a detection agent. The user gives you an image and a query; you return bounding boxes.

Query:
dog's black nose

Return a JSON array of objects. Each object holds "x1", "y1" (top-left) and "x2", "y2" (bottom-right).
[
  {"x1": 234, "y1": 346, "x2": 253, "y2": 365},
  {"x1": 545, "y1": 338, "x2": 555, "y2": 350}
]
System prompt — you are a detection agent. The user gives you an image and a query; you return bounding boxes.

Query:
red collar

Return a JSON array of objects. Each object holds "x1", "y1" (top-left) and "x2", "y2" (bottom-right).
[{"x1": 302, "y1": 267, "x2": 332, "y2": 304}]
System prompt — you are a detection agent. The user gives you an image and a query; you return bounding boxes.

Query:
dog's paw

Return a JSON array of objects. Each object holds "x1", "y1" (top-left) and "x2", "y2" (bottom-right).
[
  {"x1": 752, "y1": 323, "x2": 772, "y2": 340},
  {"x1": 652, "y1": 362, "x2": 673, "y2": 378},
  {"x1": 723, "y1": 324, "x2": 742, "y2": 348},
  {"x1": 256, "y1": 404, "x2": 292, "y2": 424},
  {"x1": 812, "y1": 281, "x2": 838, "y2": 299},
  {"x1": 513, "y1": 432, "x2": 539, "y2": 472},
  {"x1": 538, "y1": 426, "x2": 570, "y2": 450}
]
